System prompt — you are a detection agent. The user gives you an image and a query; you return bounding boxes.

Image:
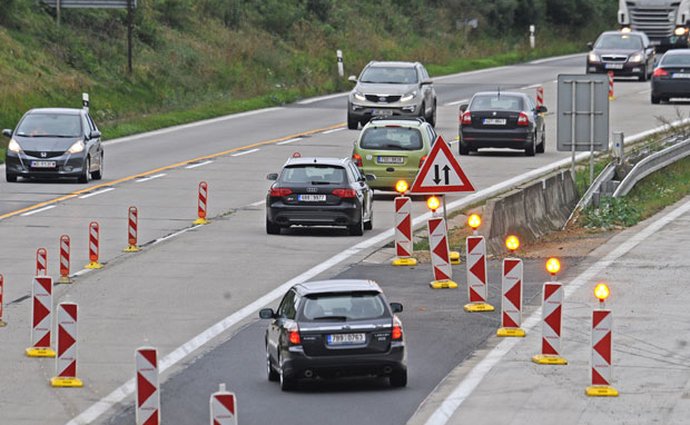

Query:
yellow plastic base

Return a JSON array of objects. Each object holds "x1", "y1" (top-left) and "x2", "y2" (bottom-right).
[
  {"x1": 51, "y1": 377, "x2": 84, "y2": 387},
  {"x1": 26, "y1": 347, "x2": 56, "y2": 358},
  {"x1": 532, "y1": 354, "x2": 568, "y2": 365},
  {"x1": 58, "y1": 276, "x2": 73, "y2": 284},
  {"x1": 123, "y1": 245, "x2": 140, "y2": 252},
  {"x1": 449, "y1": 251, "x2": 460, "y2": 265},
  {"x1": 193, "y1": 218, "x2": 208, "y2": 225},
  {"x1": 497, "y1": 327, "x2": 526, "y2": 337},
  {"x1": 84, "y1": 262, "x2": 103, "y2": 270},
  {"x1": 392, "y1": 257, "x2": 417, "y2": 266},
  {"x1": 0, "y1": 320, "x2": 6, "y2": 327},
  {"x1": 464, "y1": 302, "x2": 495, "y2": 312},
  {"x1": 586, "y1": 385, "x2": 619, "y2": 397},
  {"x1": 430, "y1": 280, "x2": 458, "y2": 289}
]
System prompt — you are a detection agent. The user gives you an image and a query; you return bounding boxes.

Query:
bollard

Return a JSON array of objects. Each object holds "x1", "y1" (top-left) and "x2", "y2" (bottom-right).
[
  {"x1": 59, "y1": 235, "x2": 72, "y2": 284},
  {"x1": 529, "y1": 25, "x2": 536, "y2": 49},
  {"x1": 194, "y1": 181, "x2": 209, "y2": 225},
  {"x1": 536, "y1": 86, "x2": 544, "y2": 109},
  {"x1": 532, "y1": 282, "x2": 567, "y2": 365},
  {"x1": 586, "y1": 309, "x2": 618, "y2": 396},
  {"x1": 26, "y1": 276, "x2": 56, "y2": 357},
  {"x1": 84, "y1": 222, "x2": 103, "y2": 269},
  {"x1": 336, "y1": 49, "x2": 344, "y2": 78},
  {"x1": 36, "y1": 248, "x2": 48, "y2": 276},
  {"x1": 124, "y1": 206, "x2": 140, "y2": 252},
  {"x1": 392, "y1": 196, "x2": 417, "y2": 266},
  {"x1": 428, "y1": 216, "x2": 457, "y2": 289},
  {"x1": 136, "y1": 347, "x2": 161, "y2": 425},
  {"x1": 464, "y1": 236, "x2": 494, "y2": 312},
  {"x1": 210, "y1": 383, "x2": 238, "y2": 425},
  {"x1": 0, "y1": 274, "x2": 6, "y2": 327},
  {"x1": 497, "y1": 258, "x2": 525, "y2": 337},
  {"x1": 608, "y1": 71, "x2": 615, "y2": 100},
  {"x1": 51, "y1": 303, "x2": 83, "y2": 387}
]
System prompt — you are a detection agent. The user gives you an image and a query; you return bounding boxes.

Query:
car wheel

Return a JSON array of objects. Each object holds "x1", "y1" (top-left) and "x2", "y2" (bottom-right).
[
  {"x1": 347, "y1": 113, "x2": 359, "y2": 130},
  {"x1": 278, "y1": 355, "x2": 295, "y2": 391},
  {"x1": 651, "y1": 95, "x2": 661, "y2": 104},
  {"x1": 525, "y1": 135, "x2": 536, "y2": 157},
  {"x1": 348, "y1": 207, "x2": 365, "y2": 236},
  {"x1": 459, "y1": 142, "x2": 470, "y2": 156},
  {"x1": 536, "y1": 131, "x2": 545, "y2": 154},
  {"x1": 266, "y1": 218, "x2": 281, "y2": 235},
  {"x1": 364, "y1": 209, "x2": 373, "y2": 231},
  {"x1": 427, "y1": 100, "x2": 437, "y2": 127},
  {"x1": 6, "y1": 172, "x2": 17, "y2": 182},
  {"x1": 389, "y1": 369, "x2": 407, "y2": 388},
  {"x1": 78, "y1": 156, "x2": 91, "y2": 183},
  {"x1": 639, "y1": 66, "x2": 648, "y2": 82},
  {"x1": 91, "y1": 152, "x2": 103, "y2": 180},
  {"x1": 267, "y1": 351, "x2": 279, "y2": 382}
]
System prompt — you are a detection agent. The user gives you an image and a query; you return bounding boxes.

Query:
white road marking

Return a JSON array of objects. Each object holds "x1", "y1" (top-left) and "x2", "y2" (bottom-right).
[
  {"x1": 637, "y1": 88, "x2": 652, "y2": 94},
  {"x1": 151, "y1": 226, "x2": 199, "y2": 246},
  {"x1": 521, "y1": 83, "x2": 543, "y2": 90},
  {"x1": 445, "y1": 99, "x2": 469, "y2": 107},
  {"x1": 297, "y1": 92, "x2": 349, "y2": 105},
  {"x1": 78, "y1": 188, "x2": 115, "y2": 199},
  {"x1": 321, "y1": 127, "x2": 345, "y2": 135},
  {"x1": 231, "y1": 148, "x2": 260, "y2": 157},
  {"x1": 185, "y1": 160, "x2": 213, "y2": 169},
  {"x1": 20, "y1": 205, "x2": 56, "y2": 216},
  {"x1": 135, "y1": 173, "x2": 166, "y2": 183},
  {"x1": 529, "y1": 53, "x2": 584, "y2": 65},
  {"x1": 249, "y1": 200, "x2": 266, "y2": 207},
  {"x1": 277, "y1": 137, "x2": 303, "y2": 145},
  {"x1": 422, "y1": 199, "x2": 690, "y2": 425}
]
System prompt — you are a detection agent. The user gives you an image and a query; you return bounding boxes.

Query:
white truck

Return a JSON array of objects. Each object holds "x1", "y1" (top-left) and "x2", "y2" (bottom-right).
[{"x1": 618, "y1": 0, "x2": 690, "y2": 50}]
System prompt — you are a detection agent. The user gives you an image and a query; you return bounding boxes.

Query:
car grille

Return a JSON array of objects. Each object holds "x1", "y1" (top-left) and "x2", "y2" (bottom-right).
[
  {"x1": 23, "y1": 151, "x2": 64, "y2": 159},
  {"x1": 601, "y1": 55, "x2": 628, "y2": 62},
  {"x1": 365, "y1": 94, "x2": 402, "y2": 103},
  {"x1": 627, "y1": 2, "x2": 676, "y2": 38}
]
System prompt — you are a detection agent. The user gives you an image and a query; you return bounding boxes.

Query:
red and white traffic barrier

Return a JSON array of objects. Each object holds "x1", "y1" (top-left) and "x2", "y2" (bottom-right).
[
  {"x1": 210, "y1": 383, "x2": 237, "y2": 425},
  {"x1": 536, "y1": 86, "x2": 544, "y2": 109},
  {"x1": 36, "y1": 248, "x2": 47, "y2": 276},
  {"x1": 392, "y1": 196, "x2": 416, "y2": 266},
  {"x1": 0, "y1": 274, "x2": 6, "y2": 327},
  {"x1": 532, "y1": 282, "x2": 567, "y2": 364},
  {"x1": 464, "y1": 236, "x2": 494, "y2": 312},
  {"x1": 497, "y1": 258, "x2": 525, "y2": 337},
  {"x1": 124, "y1": 206, "x2": 140, "y2": 252},
  {"x1": 26, "y1": 276, "x2": 55, "y2": 357},
  {"x1": 608, "y1": 71, "x2": 615, "y2": 100},
  {"x1": 85, "y1": 221, "x2": 102, "y2": 269},
  {"x1": 428, "y1": 217, "x2": 457, "y2": 289},
  {"x1": 194, "y1": 181, "x2": 209, "y2": 225},
  {"x1": 136, "y1": 347, "x2": 160, "y2": 425},
  {"x1": 51, "y1": 303, "x2": 83, "y2": 387},
  {"x1": 586, "y1": 309, "x2": 618, "y2": 396},
  {"x1": 59, "y1": 235, "x2": 72, "y2": 284}
]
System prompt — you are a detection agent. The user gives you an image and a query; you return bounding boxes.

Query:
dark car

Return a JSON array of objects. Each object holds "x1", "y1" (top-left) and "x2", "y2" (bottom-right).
[
  {"x1": 265, "y1": 156, "x2": 374, "y2": 235},
  {"x1": 458, "y1": 91, "x2": 546, "y2": 156},
  {"x1": 651, "y1": 49, "x2": 690, "y2": 104},
  {"x1": 259, "y1": 279, "x2": 407, "y2": 391},
  {"x1": 3, "y1": 108, "x2": 103, "y2": 183},
  {"x1": 586, "y1": 30, "x2": 655, "y2": 81}
]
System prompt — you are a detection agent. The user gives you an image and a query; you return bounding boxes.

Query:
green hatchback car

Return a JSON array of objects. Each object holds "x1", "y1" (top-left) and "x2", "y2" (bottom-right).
[{"x1": 352, "y1": 117, "x2": 437, "y2": 191}]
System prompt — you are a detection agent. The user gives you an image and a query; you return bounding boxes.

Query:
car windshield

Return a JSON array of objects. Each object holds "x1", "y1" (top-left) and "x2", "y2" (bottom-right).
[
  {"x1": 360, "y1": 66, "x2": 418, "y2": 84},
  {"x1": 470, "y1": 95, "x2": 523, "y2": 111},
  {"x1": 15, "y1": 113, "x2": 82, "y2": 138},
  {"x1": 661, "y1": 53, "x2": 690, "y2": 66},
  {"x1": 301, "y1": 292, "x2": 387, "y2": 321},
  {"x1": 360, "y1": 127, "x2": 423, "y2": 151},
  {"x1": 280, "y1": 165, "x2": 346, "y2": 184},
  {"x1": 595, "y1": 34, "x2": 643, "y2": 50}
]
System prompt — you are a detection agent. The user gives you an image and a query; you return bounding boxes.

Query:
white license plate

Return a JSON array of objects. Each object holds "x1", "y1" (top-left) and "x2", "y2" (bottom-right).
[
  {"x1": 672, "y1": 73, "x2": 690, "y2": 79},
  {"x1": 327, "y1": 333, "x2": 366, "y2": 345},
  {"x1": 298, "y1": 194, "x2": 326, "y2": 202},
  {"x1": 483, "y1": 118, "x2": 506, "y2": 125},
  {"x1": 377, "y1": 156, "x2": 404, "y2": 164},
  {"x1": 605, "y1": 63, "x2": 624, "y2": 69},
  {"x1": 372, "y1": 109, "x2": 393, "y2": 116},
  {"x1": 30, "y1": 161, "x2": 56, "y2": 168}
]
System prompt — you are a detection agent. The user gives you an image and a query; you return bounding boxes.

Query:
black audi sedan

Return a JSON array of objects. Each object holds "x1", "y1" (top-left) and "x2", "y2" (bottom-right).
[
  {"x1": 459, "y1": 91, "x2": 546, "y2": 156},
  {"x1": 259, "y1": 279, "x2": 407, "y2": 391},
  {"x1": 586, "y1": 30, "x2": 655, "y2": 81},
  {"x1": 265, "y1": 156, "x2": 374, "y2": 235},
  {"x1": 3, "y1": 108, "x2": 104, "y2": 183},
  {"x1": 651, "y1": 49, "x2": 690, "y2": 104}
]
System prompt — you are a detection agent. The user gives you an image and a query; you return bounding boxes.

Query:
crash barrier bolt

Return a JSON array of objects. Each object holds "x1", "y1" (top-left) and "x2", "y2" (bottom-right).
[
  {"x1": 464, "y1": 235, "x2": 494, "y2": 312},
  {"x1": 84, "y1": 221, "x2": 103, "y2": 269},
  {"x1": 428, "y1": 216, "x2": 457, "y2": 289},
  {"x1": 26, "y1": 276, "x2": 56, "y2": 357},
  {"x1": 51, "y1": 303, "x2": 83, "y2": 387},
  {"x1": 59, "y1": 235, "x2": 72, "y2": 284},
  {"x1": 532, "y1": 282, "x2": 568, "y2": 365},
  {"x1": 136, "y1": 347, "x2": 161, "y2": 425},
  {"x1": 36, "y1": 248, "x2": 47, "y2": 276},
  {"x1": 210, "y1": 383, "x2": 238, "y2": 425},
  {"x1": 124, "y1": 206, "x2": 140, "y2": 252},
  {"x1": 608, "y1": 71, "x2": 615, "y2": 100},
  {"x1": 497, "y1": 258, "x2": 525, "y2": 337},
  {"x1": 0, "y1": 274, "x2": 6, "y2": 327},
  {"x1": 194, "y1": 181, "x2": 209, "y2": 225},
  {"x1": 391, "y1": 196, "x2": 417, "y2": 266}
]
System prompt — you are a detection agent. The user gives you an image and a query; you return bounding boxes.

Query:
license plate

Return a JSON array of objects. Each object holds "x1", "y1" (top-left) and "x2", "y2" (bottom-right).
[
  {"x1": 327, "y1": 333, "x2": 366, "y2": 345},
  {"x1": 482, "y1": 118, "x2": 506, "y2": 125},
  {"x1": 605, "y1": 63, "x2": 624, "y2": 69},
  {"x1": 377, "y1": 156, "x2": 404, "y2": 164},
  {"x1": 673, "y1": 73, "x2": 690, "y2": 79},
  {"x1": 372, "y1": 109, "x2": 393, "y2": 117},
  {"x1": 30, "y1": 161, "x2": 56, "y2": 168},
  {"x1": 298, "y1": 194, "x2": 326, "y2": 202},
  {"x1": 650, "y1": 40, "x2": 661, "y2": 46}
]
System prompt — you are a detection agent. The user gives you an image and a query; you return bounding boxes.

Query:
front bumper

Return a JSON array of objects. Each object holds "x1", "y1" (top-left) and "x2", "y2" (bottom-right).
[
  {"x1": 5, "y1": 151, "x2": 86, "y2": 179},
  {"x1": 459, "y1": 126, "x2": 532, "y2": 150},
  {"x1": 651, "y1": 79, "x2": 690, "y2": 98},
  {"x1": 587, "y1": 62, "x2": 644, "y2": 76},
  {"x1": 267, "y1": 201, "x2": 362, "y2": 227},
  {"x1": 349, "y1": 100, "x2": 423, "y2": 122}
]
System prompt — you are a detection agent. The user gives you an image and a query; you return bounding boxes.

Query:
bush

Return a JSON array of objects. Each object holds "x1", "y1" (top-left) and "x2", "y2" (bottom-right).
[{"x1": 581, "y1": 197, "x2": 641, "y2": 229}]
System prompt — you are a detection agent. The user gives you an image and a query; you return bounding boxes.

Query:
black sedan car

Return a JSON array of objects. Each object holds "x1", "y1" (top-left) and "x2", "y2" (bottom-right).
[
  {"x1": 3, "y1": 108, "x2": 104, "y2": 183},
  {"x1": 459, "y1": 91, "x2": 546, "y2": 156},
  {"x1": 586, "y1": 30, "x2": 655, "y2": 81},
  {"x1": 259, "y1": 279, "x2": 407, "y2": 391},
  {"x1": 265, "y1": 156, "x2": 374, "y2": 235},
  {"x1": 651, "y1": 49, "x2": 690, "y2": 104}
]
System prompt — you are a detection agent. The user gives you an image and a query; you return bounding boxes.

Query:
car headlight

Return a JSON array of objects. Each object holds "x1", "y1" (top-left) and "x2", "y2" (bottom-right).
[
  {"x1": 629, "y1": 53, "x2": 643, "y2": 63},
  {"x1": 400, "y1": 91, "x2": 417, "y2": 102},
  {"x1": 675, "y1": 26, "x2": 687, "y2": 36},
  {"x1": 353, "y1": 91, "x2": 366, "y2": 102},
  {"x1": 588, "y1": 52, "x2": 599, "y2": 62},
  {"x1": 8, "y1": 139, "x2": 22, "y2": 153},
  {"x1": 67, "y1": 140, "x2": 85, "y2": 154}
]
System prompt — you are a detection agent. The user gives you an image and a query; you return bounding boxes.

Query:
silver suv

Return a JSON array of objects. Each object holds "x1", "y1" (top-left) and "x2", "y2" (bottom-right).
[{"x1": 347, "y1": 61, "x2": 437, "y2": 129}]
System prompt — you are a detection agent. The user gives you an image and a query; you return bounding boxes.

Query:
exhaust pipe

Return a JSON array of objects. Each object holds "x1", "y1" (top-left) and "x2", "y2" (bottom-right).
[{"x1": 304, "y1": 369, "x2": 314, "y2": 378}]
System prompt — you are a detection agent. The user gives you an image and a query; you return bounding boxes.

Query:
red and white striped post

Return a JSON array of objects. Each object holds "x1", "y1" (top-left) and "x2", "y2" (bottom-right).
[
  {"x1": 26, "y1": 276, "x2": 56, "y2": 357},
  {"x1": 59, "y1": 235, "x2": 72, "y2": 284},
  {"x1": 464, "y1": 235, "x2": 494, "y2": 312},
  {"x1": 124, "y1": 206, "x2": 140, "y2": 252},
  {"x1": 392, "y1": 195, "x2": 416, "y2": 266},
  {"x1": 536, "y1": 86, "x2": 544, "y2": 109},
  {"x1": 586, "y1": 283, "x2": 618, "y2": 396},
  {"x1": 36, "y1": 248, "x2": 48, "y2": 276},
  {"x1": 0, "y1": 274, "x2": 6, "y2": 327},
  {"x1": 532, "y1": 282, "x2": 567, "y2": 365},
  {"x1": 51, "y1": 303, "x2": 83, "y2": 387},
  {"x1": 428, "y1": 216, "x2": 457, "y2": 289},
  {"x1": 497, "y1": 258, "x2": 525, "y2": 337},
  {"x1": 194, "y1": 181, "x2": 209, "y2": 225},
  {"x1": 210, "y1": 383, "x2": 237, "y2": 425},
  {"x1": 608, "y1": 71, "x2": 615, "y2": 100},
  {"x1": 85, "y1": 221, "x2": 103, "y2": 269},
  {"x1": 136, "y1": 347, "x2": 161, "y2": 425}
]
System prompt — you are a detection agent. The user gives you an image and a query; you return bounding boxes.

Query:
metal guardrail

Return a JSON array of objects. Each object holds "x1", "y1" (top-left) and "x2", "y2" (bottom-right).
[
  {"x1": 42, "y1": 0, "x2": 136, "y2": 8},
  {"x1": 613, "y1": 137, "x2": 690, "y2": 198}
]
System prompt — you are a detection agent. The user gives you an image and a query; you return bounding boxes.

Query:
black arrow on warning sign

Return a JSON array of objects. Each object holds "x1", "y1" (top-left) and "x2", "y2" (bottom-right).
[{"x1": 433, "y1": 165, "x2": 452, "y2": 184}]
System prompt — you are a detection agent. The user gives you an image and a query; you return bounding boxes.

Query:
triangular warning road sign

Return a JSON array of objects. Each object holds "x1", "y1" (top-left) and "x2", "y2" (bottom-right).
[{"x1": 409, "y1": 135, "x2": 475, "y2": 194}]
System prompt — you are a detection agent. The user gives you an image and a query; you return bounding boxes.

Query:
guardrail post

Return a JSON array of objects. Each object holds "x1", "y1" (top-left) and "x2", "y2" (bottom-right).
[{"x1": 612, "y1": 132, "x2": 624, "y2": 165}]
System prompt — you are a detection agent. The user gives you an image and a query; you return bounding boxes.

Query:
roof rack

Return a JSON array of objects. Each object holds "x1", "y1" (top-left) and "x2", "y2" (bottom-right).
[{"x1": 369, "y1": 116, "x2": 426, "y2": 123}]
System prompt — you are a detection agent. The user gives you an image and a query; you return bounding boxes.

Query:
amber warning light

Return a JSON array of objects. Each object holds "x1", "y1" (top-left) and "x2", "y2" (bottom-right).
[
  {"x1": 468, "y1": 214, "x2": 481, "y2": 230},
  {"x1": 395, "y1": 180, "x2": 409, "y2": 194},
  {"x1": 546, "y1": 258, "x2": 561, "y2": 276},
  {"x1": 594, "y1": 283, "x2": 610, "y2": 302},
  {"x1": 426, "y1": 196, "x2": 441, "y2": 212}
]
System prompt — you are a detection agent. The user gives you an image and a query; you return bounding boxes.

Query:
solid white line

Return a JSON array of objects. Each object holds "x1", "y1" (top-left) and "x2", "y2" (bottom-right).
[
  {"x1": 231, "y1": 148, "x2": 260, "y2": 157},
  {"x1": 529, "y1": 53, "x2": 584, "y2": 65},
  {"x1": 521, "y1": 83, "x2": 543, "y2": 90},
  {"x1": 20, "y1": 205, "x2": 56, "y2": 216},
  {"x1": 277, "y1": 137, "x2": 303, "y2": 145},
  {"x1": 185, "y1": 160, "x2": 213, "y2": 169},
  {"x1": 444, "y1": 99, "x2": 469, "y2": 107},
  {"x1": 249, "y1": 200, "x2": 266, "y2": 207},
  {"x1": 78, "y1": 188, "x2": 115, "y2": 199},
  {"x1": 135, "y1": 173, "x2": 166, "y2": 183},
  {"x1": 422, "y1": 199, "x2": 690, "y2": 425},
  {"x1": 322, "y1": 127, "x2": 345, "y2": 135},
  {"x1": 297, "y1": 92, "x2": 349, "y2": 105},
  {"x1": 151, "y1": 226, "x2": 198, "y2": 246}
]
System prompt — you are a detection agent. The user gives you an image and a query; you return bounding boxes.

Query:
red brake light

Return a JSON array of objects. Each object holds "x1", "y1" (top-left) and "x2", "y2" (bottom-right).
[
  {"x1": 419, "y1": 155, "x2": 428, "y2": 168},
  {"x1": 461, "y1": 111, "x2": 472, "y2": 125},
  {"x1": 269, "y1": 187, "x2": 292, "y2": 197},
  {"x1": 352, "y1": 153, "x2": 363, "y2": 167},
  {"x1": 392, "y1": 317, "x2": 403, "y2": 341},
  {"x1": 288, "y1": 328, "x2": 301, "y2": 345},
  {"x1": 653, "y1": 68, "x2": 669, "y2": 77},
  {"x1": 332, "y1": 188, "x2": 357, "y2": 198},
  {"x1": 517, "y1": 112, "x2": 529, "y2": 126}
]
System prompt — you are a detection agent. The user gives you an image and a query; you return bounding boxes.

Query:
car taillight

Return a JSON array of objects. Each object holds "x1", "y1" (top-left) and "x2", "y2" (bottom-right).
[
  {"x1": 269, "y1": 187, "x2": 292, "y2": 197},
  {"x1": 517, "y1": 112, "x2": 529, "y2": 127},
  {"x1": 288, "y1": 326, "x2": 301, "y2": 345},
  {"x1": 419, "y1": 155, "x2": 428, "y2": 167},
  {"x1": 392, "y1": 316, "x2": 403, "y2": 341},
  {"x1": 653, "y1": 68, "x2": 669, "y2": 77},
  {"x1": 461, "y1": 111, "x2": 472, "y2": 125},
  {"x1": 352, "y1": 153, "x2": 363, "y2": 167},
  {"x1": 332, "y1": 188, "x2": 357, "y2": 198}
]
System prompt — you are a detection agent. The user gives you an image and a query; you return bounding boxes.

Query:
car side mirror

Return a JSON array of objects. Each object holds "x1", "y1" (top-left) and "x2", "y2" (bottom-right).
[
  {"x1": 459, "y1": 104, "x2": 468, "y2": 113},
  {"x1": 266, "y1": 173, "x2": 278, "y2": 181},
  {"x1": 420, "y1": 78, "x2": 433, "y2": 86},
  {"x1": 2, "y1": 129, "x2": 12, "y2": 138},
  {"x1": 259, "y1": 308, "x2": 275, "y2": 319},
  {"x1": 390, "y1": 302, "x2": 403, "y2": 313},
  {"x1": 587, "y1": 42, "x2": 593, "y2": 50},
  {"x1": 90, "y1": 130, "x2": 101, "y2": 139},
  {"x1": 365, "y1": 174, "x2": 377, "y2": 181},
  {"x1": 348, "y1": 75, "x2": 357, "y2": 83},
  {"x1": 537, "y1": 105, "x2": 548, "y2": 114}
]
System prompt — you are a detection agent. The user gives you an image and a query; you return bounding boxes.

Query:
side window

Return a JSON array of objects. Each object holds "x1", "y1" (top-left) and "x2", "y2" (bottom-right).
[
  {"x1": 81, "y1": 116, "x2": 91, "y2": 135},
  {"x1": 277, "y1": 290, "x2": 297, "y2": 319},
  {"x1": 87, "y1": 114, "x2": 98, "y2": 132},
  {"x1": 420, "y1": 66, "x2": 430, "y2": 80},
  {"x1": 348, "y1": 162, "x2": 361, "y2": 181},
  {"x1": 425, "y1": 124, "x2": 436, "y2": 143}
]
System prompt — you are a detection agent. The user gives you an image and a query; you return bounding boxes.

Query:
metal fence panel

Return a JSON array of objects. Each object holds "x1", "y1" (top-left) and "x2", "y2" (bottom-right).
[
  {"x1": 42, "y1": 0, "x2": 136, "y2": 8},
  {"x1": 556, "y1": 74, "x2": 609, "y2": 152}
]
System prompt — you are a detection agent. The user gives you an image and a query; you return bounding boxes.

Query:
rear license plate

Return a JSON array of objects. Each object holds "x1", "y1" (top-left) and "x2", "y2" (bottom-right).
[
  {"x1": 482, "y1": 118, "x2": 506, "y2": 125},
  {"x1": 327, "y1": 333, "x2": 366, "y2": 345},
  {"x1": 672, "y1": 73, "x2": 690, "y2": 79},
  {"x1": 298, "y1": 194, "x2": 326, "y2": 202},
  {"x1": 377, "y1": 156, "x2": 404, "y2": 164},
  {"x1": 605, "y1": 63, "x2": 624, "y2": 69},
  {"x1": 30, "y1": 161, "x2": 56, "y2": 168},
  {"x1": 372, "y1": 109, "x2": 393, "y2": 117}
]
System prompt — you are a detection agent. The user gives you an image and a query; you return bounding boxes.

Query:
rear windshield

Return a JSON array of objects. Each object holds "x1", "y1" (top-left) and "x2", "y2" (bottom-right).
[
  {"x1": 595, "y1": 34, "x2": 643, "y2": 50},
  {"x1": 300, "y1": 292, "x2": 388, "y2": 321},
  {"x1": 470, "y1": 95, "x2": 523, "y2": 111},
  {"x1": 280, "y1": 165, "x2": 346, "y2": 184},
  {"x1": 16, "y1": 113, "x2": 82, "y2": 138},
  {"x1": 360, "y1": 66, "x2": 418, "y2": 84},
  {"x1": 360, "y1": 127, "x2": 423, "y2": 151},
  {"x1": 661, "y1": 53, "x2": 690, "y2": 66}
]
